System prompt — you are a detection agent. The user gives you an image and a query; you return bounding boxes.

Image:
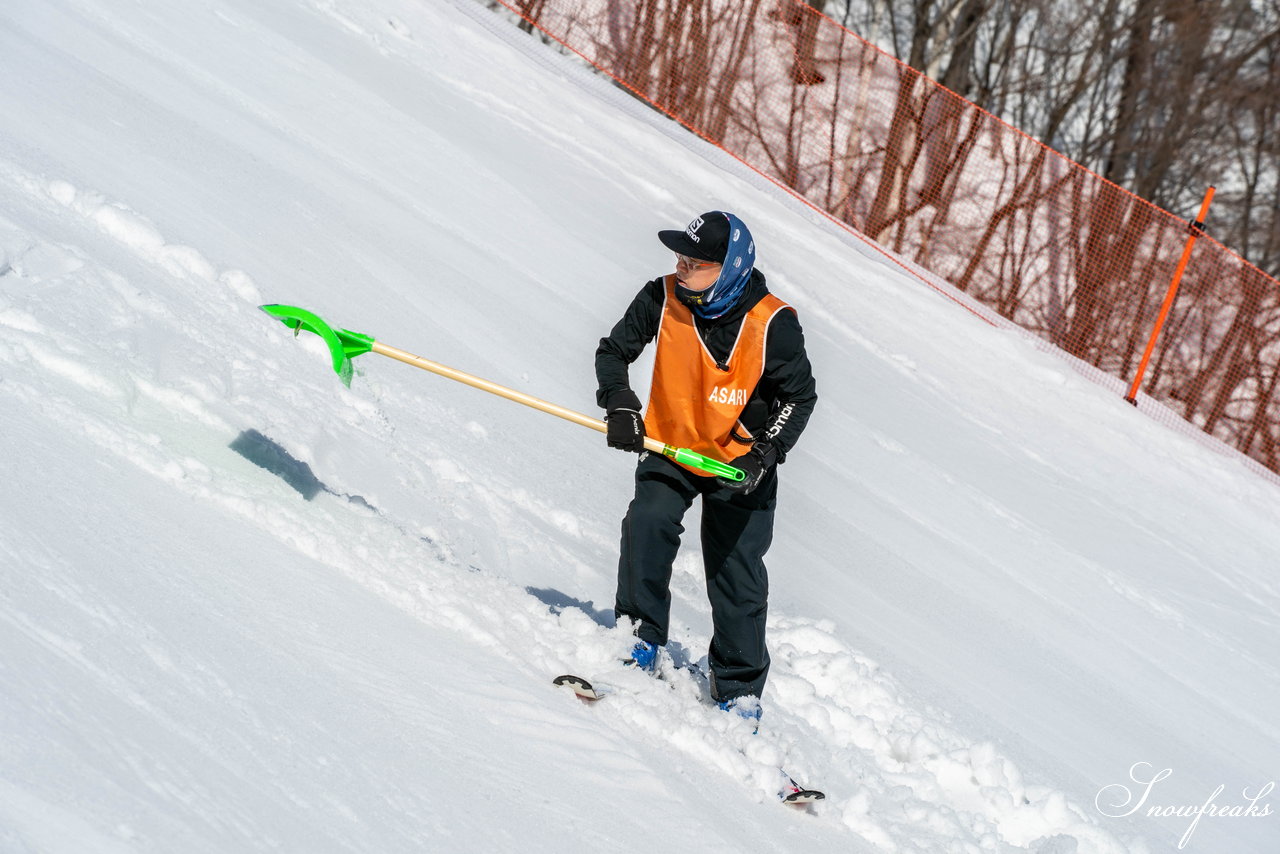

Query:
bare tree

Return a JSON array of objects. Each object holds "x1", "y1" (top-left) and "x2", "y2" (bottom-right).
[{"x1": 824, "y1": 0, "x2": 1280, "y2": 278}]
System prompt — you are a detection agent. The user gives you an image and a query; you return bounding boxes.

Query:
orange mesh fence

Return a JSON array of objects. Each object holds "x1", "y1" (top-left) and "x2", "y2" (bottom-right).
[{"x1": 497, "y1": 0, "x2": 1280, "y2": 476}]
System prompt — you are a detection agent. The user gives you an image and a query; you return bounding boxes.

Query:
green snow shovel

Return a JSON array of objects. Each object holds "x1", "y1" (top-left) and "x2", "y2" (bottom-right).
[{"x1": 259, "y1": 304, "x2": 746, "y2": 482}]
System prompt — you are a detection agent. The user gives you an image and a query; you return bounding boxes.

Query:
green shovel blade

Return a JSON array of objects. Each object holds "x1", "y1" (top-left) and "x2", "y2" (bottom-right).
[{"x1": 260, "y1": 304, "x2": 375, "y2": 387}]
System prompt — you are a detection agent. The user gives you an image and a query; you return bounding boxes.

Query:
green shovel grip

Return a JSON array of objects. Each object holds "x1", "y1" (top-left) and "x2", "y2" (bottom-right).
[{"x1": 666, "y1": 446, "x2": 745, "y2": 481}]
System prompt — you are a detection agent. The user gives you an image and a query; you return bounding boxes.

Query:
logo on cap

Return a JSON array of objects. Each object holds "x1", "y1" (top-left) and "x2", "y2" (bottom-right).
[{"x1": 685, "y1": 216, "x2": 705, "y2": 242}]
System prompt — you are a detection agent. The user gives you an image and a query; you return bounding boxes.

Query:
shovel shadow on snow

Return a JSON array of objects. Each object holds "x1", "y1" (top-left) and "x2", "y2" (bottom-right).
[
  {"x1": 526, "y1": 587, "x2": 616, "y2": 628},
  {"x1": 229, "y1": 429, "x2": 377, "y2": 514}
]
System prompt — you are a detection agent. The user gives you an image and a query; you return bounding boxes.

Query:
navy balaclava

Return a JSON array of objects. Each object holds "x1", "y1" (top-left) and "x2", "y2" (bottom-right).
[{"x1": 675, "y1": 211, "x2": 755, "y2": 320}]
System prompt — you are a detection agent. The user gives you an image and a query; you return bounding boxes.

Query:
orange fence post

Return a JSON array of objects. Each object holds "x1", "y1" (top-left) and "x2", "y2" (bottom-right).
[{"x1": 1124, "y1": 186, "x2": 1216, "y2": 406}]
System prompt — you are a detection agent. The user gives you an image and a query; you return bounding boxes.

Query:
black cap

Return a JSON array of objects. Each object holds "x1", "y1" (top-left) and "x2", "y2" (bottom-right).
[{"x1": 658, "y1": 212, "x2": 729, "y2": 263}]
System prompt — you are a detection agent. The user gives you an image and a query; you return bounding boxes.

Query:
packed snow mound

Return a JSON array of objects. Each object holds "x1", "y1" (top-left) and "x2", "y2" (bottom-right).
[{"x1": 2, "y1": 1, "x2": 1276, "y2": 853}]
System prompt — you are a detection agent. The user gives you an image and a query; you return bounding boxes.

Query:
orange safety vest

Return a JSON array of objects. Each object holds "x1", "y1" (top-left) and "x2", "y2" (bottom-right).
[{"x1": 644, "y1": 274, "x2": 794, "y2": 475}]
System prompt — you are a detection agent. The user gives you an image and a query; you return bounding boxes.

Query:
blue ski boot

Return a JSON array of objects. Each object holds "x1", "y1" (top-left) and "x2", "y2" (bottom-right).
[
  {"x1": 718, "y1": 695, "x2": 762, "y2": 733},
  {"x1": 625, "y1": 640, "x2": 660, "y2": 672}
]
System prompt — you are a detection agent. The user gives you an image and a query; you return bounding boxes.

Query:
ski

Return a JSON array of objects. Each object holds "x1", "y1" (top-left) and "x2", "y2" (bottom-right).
[
  {"x1": 552, "y1": 673, "x2": 607, "y2": 701},
  {"x1": 551, "y1": 673, "x2": 825, "y2": 805},
  {"x1": 781, "y1": 774, "x2": 826, "y2": 806}
]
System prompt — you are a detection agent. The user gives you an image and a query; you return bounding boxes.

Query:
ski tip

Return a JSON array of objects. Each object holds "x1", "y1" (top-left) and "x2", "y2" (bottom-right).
[
  {"x1": 553, "y1": 674, "x2": 602, "y2": 701},
  {"x1": 782, "y1": 789, "x2": 825, "y2": 806}
]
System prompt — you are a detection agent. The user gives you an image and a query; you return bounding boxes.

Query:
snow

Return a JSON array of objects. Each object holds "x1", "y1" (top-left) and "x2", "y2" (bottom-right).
[{"x1": 1, "y1": 0, "x2": 1277, "y2": 852}]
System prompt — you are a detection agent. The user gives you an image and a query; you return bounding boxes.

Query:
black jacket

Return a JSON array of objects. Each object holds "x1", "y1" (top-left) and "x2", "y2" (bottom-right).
[{"x1": 595, "y1": 269, "x2": 817, "y2": 461}]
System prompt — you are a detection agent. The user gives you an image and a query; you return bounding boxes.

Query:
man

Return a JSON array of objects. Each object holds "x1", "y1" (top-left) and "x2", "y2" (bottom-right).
[{"x1": 595, "y1": 210, "x2": 818, "y2": 722}]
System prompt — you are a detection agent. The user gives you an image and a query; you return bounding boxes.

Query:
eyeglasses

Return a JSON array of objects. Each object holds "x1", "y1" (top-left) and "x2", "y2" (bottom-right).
[{"x1": 676, "y1": 253, "x2": 721, "y2": 270}]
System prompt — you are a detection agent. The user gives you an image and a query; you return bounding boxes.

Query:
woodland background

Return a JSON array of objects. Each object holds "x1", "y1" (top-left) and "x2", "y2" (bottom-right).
[{"x1": 805, "y1": 0, "x2": 1278, "y2": 276}]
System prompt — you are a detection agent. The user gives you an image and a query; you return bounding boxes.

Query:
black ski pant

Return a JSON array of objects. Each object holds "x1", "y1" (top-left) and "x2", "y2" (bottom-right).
[{"x1": 614, "y1": 451, "x2": 777, "y2": 703}]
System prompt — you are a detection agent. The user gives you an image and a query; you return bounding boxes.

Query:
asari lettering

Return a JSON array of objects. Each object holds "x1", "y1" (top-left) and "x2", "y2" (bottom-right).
[{"x1": 708, "y1": 386, "x2": 748, "y2": 406}]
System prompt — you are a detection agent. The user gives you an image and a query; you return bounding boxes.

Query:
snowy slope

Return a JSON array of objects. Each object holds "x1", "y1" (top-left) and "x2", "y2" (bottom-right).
[{"x1": 1, "y1": 1, "x2": 1277, "y2": 852}]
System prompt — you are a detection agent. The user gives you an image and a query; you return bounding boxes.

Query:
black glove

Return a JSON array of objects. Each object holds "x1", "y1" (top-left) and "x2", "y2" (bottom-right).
[
  {"x1": 606, "y1": 408, "x2": 646, "y2": 453},
  {"x1": 718, "y1": 443, "x2": 777, "y2": 494}
]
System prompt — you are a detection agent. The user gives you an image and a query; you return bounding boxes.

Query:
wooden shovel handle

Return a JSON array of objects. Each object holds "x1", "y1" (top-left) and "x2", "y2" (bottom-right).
[{"x1": 371, "y1": 341, "x2": 667, "y2": 455}]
